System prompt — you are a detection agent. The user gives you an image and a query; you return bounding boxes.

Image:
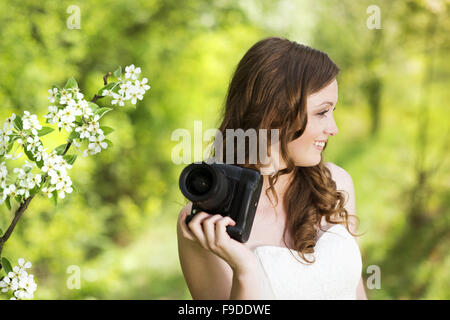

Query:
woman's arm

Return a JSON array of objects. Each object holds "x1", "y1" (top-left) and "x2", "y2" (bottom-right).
[
  {"x1": 177, "y1": 204, "x2": 233, "y2": 299},
  {"x1": 326, "y1": 162, "x2": 369, "y2": 300},
  {"x1": 356, "y1": 277, "x2": 368, "y2": 300},
  {"x1": 177, "y1": 203, "x2": 266, "y2": 300},
  {"x1": 229, "y1": 261, "x2": 264, "y2": 300}
]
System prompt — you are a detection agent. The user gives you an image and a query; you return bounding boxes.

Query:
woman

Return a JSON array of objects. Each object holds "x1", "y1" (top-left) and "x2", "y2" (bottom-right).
[{"x1": 177, "y1": 37, "x2": 367, "y2": 300}]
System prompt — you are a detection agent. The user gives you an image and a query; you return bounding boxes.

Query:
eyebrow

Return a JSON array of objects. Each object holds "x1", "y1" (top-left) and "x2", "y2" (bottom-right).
[{"x1": 314, "y1": 101, "x2": 335, "y2": 109}]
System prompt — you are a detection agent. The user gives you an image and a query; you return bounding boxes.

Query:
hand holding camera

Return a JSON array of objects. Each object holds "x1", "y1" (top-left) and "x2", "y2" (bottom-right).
[
  {"x1": 179, "y1": 162, "x2": 263, "y2": 243},
  {"x1": 178, "y1": 206, "x2": 258, "y2": 274}
]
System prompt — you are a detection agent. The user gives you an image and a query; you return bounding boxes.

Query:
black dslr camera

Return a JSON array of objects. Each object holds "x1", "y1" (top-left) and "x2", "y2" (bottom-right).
[{"x1": 179, "y1": 161, "x2": 263, "y2": 243}]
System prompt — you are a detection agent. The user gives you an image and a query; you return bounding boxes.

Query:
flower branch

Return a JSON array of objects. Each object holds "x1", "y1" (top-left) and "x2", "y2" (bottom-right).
[{"x1": 0, "y1": 64, "x2": 150, "y2": 299}]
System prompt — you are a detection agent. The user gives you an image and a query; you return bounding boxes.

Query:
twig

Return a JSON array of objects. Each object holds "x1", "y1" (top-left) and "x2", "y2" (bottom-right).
[{"x1": 91, "y1": 72, "x2": 112, "y2": 103}]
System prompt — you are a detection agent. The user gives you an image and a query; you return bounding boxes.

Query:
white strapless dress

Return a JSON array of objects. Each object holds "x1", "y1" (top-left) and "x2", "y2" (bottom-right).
[{"x1": 252, "y1": 224, "x2": 362, "y2": 300}]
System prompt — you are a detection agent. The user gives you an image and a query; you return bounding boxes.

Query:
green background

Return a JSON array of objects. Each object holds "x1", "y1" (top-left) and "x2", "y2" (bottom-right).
[{"x1": 0, "y1": 0, "x2": 448, "y2": 299}]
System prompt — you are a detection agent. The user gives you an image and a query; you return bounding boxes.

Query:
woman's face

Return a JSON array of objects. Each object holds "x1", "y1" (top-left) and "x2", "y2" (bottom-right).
[
  {"x1": 288, "y1": 78, "x2": 339, "y2": 166},
  {"x1": 259, "y1": 79, "x2": 339, "y2": 175}
]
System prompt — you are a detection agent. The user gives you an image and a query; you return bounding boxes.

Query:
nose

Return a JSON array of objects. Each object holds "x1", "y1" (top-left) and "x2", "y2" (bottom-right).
[{"x1": 325, "y1": 117, "x2": 338, "y2": 136}]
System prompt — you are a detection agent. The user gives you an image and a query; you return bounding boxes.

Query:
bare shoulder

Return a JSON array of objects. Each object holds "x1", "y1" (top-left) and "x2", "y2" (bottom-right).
[
  {"x1": 324, "y1": 161, "x2": 357, "y2": 222},
  {"x1": 324, "y1": 161, "x2": 353, "y2": 190}
]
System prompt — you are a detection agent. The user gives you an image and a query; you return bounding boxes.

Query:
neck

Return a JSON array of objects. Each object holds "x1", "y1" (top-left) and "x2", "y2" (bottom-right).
[{"x1": 260, "y1": 172, "x2": 294, "y2": 207}]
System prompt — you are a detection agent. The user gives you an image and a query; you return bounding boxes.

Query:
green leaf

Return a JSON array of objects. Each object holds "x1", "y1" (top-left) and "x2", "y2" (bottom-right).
[
  {"x1": 0, "y1": 228, "x2": 3, "y2": 236},
  {"x1": 1, "y1": 258, "x2": 13, "y2": 274},
  {"x1": 6, "y1": 141, "x2": 14, "y2": 153},
  {"x1": 54, "y1": 144, "x2": 67, "y2": 155},
  {"x1": 110, "y1": 83, "x2": 121, "y2": 94},
  {"x1": 13, "y1": 115, "x2": 23, "y2": 131},
  {"x1": 51, "y1": 191, "x2": 58, "y2": 207},
  {"x1": 69, "y1": 130, "x2": 80, "y2": 140},
  {"x1": 5, "y1": 196, "x2": 11, "y2": 211},
  {"x1": 104, "y1": 139, "x2": 113, "y2": 148},
  {"x1": 24, "y1": 147, "x2": 35, "y2": 162},
  {"x1": 37, "y1": 126, "x2": 55, "y2": 137},
  {"x1": 100, "y1": 126, "x2": 114, "y2": 136},
  {"x1": 88, "y1": 102, "x2": 100, "y2": 113},
  {"x1": 98, "y1": 82, "x2": 117, "y2": 96},
  {"x1": 113, "y1": 66, "x2": 122, "y2": 78},
  {"x1": 65, "y1": 77, "x2": 78, "y2": 89},
  {"x1": 29, "y1": 185, "x2": 40, "y2": 197},
  {"x1": 36, "y1": 159, "x2": 44, "y2": 169},
  {"x1": 63, "y1": 154, "x2": 77, "y2": 165},
  {"x1": 95, "y1": 107, "x2": 113, "y2": 119}
]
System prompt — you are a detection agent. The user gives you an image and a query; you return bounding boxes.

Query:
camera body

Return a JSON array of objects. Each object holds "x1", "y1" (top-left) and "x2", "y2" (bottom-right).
[{"x1": 179, "y1": 161, "x2": 263, "y2": 243}]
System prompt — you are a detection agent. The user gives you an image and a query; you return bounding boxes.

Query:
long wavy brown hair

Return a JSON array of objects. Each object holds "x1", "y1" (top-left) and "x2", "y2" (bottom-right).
[{"x1": 210, "y1": 37, "x2": 359, "y2": 263}]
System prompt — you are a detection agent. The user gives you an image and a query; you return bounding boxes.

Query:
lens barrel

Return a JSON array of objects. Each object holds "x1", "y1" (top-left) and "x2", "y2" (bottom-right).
[{"x1": 179, "y1": 163, "x2": 229, "y2": 210}]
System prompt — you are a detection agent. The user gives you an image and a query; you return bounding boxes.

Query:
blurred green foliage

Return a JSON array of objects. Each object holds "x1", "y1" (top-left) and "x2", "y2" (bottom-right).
[{"x1": 0, "y1": 0, "x2": 448, "y2": 299}]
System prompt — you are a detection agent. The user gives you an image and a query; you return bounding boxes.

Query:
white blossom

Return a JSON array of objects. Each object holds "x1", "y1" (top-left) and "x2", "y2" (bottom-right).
[
  {"x1": 26, "y1": 135, "x2": 41, "y2": 154},
  {"x1": 119, "y1": 81, "x2": 133, "y2": 98},
  {"x1": 88, "y1": 134, "x2": 108, "y2": 154},
  {"x1": 135, "y1": 78, "x2": 150, "y2": 93},
  {"x1": 128, "y1": 87, "x2": 144, "y2": 105},
  {"x1": 0, "y1": 129, "x2": 11, "y2": 143},
  {"x1": 124, "y1": 64, "x2": 141, "y2": 80},
  {"x1": 70, "y1": 87, "x2": 84, "y2": 100},
  {"x1": 111, "y1": 93, "x2": 125, "y2": 107},
  {"x1": 82, "y1": 105, "x2": 94, "y2": 119},
  {"x1": 3, "y1": 113, "x2": 16, "y2": 132},
  {"x1": 59, "y1": 89, "x2": 72, "y2": 105},
  {"x1": 0, "y1": 258, "x2": 37, "y2": 300},
  {"x1": 0, "y1": 162, "x2": 7, "y2": 189},
  {"x1": 44, "y1": 106, "x2": 60, "y2": 124},
  {"x1": 41, "y1": 186, "x2": 54, "y2": 198},
  {"x1": 4, "y1": 152, "x2": 23, "y2": 160},
  {"x1": 3, "y1": 184, "x2": 18, "y2": 201},
  {"x1": 47, "y1": 88, "x2": 58, "y2": 103},
  {"x1": 34, "y1": 146, "x2": 47, "y2": 162},
  {"x1": 57, "y1": 180, "x2": 73, "y2": 199},
  {"x1": 75, "y1": 124, "x2": 91, "y2": 139},
  {"x1": 22, "y1": 111, "x2": 42, "y2": 136},
  {"x1": 87, "y1": 115, "x2": 100, "y2": 133},
  {"x1": 67, "y1": 99, "x2": 87, "y2": 117}
]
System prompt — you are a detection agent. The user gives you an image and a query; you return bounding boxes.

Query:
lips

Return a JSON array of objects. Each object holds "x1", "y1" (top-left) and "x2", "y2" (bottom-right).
[{"x1": 313, "y1": 140, "x2": 326, "y2": 151}]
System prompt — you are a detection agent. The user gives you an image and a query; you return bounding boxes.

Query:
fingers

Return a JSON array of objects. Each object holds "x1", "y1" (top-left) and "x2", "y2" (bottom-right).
[
  {"x1": 185, "y1": 212, "x2": 236, "y2": 252},
  {"x1": 186, "y1": 211, "x2": 213, "y2": 249},
  {"x1": 178, "y1": 208, "x2": 196, "y2": 242},
  {"x1": 203, "y1": 214, "x2": 225, "y2": 249},
  {"x1": 215, "y1": 216, "x2": 236, "y2": 247}
]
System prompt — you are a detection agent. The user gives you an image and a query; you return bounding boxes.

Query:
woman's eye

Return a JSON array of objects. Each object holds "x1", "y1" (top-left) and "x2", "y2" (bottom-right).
[{"x1": 317, "y1": 107, "x2": 336, "y2": 117}]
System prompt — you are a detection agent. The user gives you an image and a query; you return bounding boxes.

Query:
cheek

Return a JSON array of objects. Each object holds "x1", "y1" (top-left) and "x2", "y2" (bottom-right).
[
  {"x1": 289, "y1": 122, "x2": 318, "y2": 148},
  {"x1": 287, "y1": 133, "x2": 313, "y2": 157},
  {"x1": 287, "y1": 121, "x2": 320, "y2": 156}
]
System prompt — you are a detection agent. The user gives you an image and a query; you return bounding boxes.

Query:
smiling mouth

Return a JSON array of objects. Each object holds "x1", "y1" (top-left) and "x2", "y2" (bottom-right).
[{"x1": 313, "y1": 141, "x2": 326, "y2": 150}]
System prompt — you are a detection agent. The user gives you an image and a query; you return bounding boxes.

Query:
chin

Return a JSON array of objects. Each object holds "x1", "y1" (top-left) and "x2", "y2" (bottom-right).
[{"x1": 294, "y1": 154, "x2": 322, "y2": 167}]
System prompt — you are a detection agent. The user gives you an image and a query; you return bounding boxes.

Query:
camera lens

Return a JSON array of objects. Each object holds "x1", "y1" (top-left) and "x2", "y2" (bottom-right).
[
  {"x1": 179, "y1": 162, "x2": 230, "y2": 210},
  {"x1": 186, "y1": 169, "x2": 213, "y2": 196}
]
